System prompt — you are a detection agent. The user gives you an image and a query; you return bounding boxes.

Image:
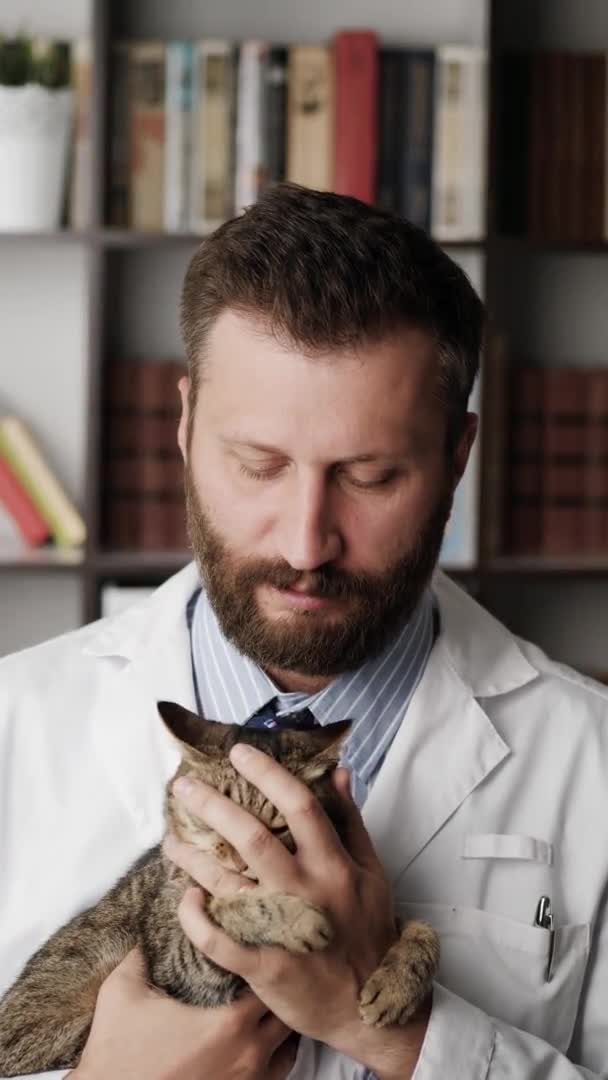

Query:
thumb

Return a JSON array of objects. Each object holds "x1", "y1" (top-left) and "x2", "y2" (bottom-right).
[{"x1": 333, "y1": 767, "x2": 382, "y2": 872}]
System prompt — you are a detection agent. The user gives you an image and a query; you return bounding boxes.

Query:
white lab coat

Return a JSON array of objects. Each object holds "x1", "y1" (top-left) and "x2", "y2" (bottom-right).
[{"x1": 0, "y1": 562, "x2": 607, "y2": 1080}]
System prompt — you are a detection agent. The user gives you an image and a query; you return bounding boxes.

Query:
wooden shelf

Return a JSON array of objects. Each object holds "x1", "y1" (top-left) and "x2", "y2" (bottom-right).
[
  {"x1": 483, "y1": 555, "x2": 608, "y2": 577},
  {"x1": 93, "y1": 550, "x2": 192, "y2": 577},
  {"x1": 99, "y1": 229, "x2": 488, "y2": 251},
  {"x1": 495, "y1": 235, "x2": 608, "y2": 255},
  {"x1": 0, "y1": 546, "x2": 85, "y2": 570},
  {"x1": 0, "y1": 229, "x2": 90, "y2": 244}
]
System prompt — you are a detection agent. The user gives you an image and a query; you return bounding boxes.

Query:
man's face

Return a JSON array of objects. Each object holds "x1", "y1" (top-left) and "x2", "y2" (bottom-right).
[{"x1": 179, "y1": 310, "x2": 476, "y2": 679}]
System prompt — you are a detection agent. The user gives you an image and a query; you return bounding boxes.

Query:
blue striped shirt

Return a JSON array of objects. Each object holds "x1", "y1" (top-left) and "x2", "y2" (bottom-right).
[{"x1": 188, "y1": 586, "x2": 436, "y2": 806}]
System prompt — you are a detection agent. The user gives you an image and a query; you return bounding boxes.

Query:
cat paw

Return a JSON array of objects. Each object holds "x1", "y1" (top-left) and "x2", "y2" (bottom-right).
[
  {"x1": 207, "y1": 892, "x2": 333, "y2": 954},
  {"x1": 358, "y1": 922, "x2": 439, "y2": 1027},
  {"x1": 287, "y1": 901, "x2": 333, "y2": 953},
  {"x1": 359, "y1": 965, "x2": 424, "y2": 1027}
]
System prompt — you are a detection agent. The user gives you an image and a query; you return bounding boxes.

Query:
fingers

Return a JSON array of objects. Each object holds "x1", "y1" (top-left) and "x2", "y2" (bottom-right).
[
  {"x1": 172, "y1": 774, "x2": 294, "y2": 888},
  {"x1": 178, "y1": 886, "x2": 260, "y2": 981},
  {"x1": 332, "y1": 768, "x2": 383, "y2": 873},
  {"x1": 162, "y1": 834, "x2": 255, "y2": 896},
  {"x1": 227, "y1": 744, "x2": 344, "y2": 861}
]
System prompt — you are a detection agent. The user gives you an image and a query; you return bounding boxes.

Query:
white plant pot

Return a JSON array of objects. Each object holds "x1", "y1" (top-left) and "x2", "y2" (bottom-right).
[{"x1": 0, "y1": 84, "x2": 73, "y2": 231}]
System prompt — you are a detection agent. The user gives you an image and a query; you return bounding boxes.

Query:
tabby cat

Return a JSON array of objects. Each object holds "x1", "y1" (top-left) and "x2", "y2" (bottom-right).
[{"x1": 0, "y1": 700, "x2": 439, "y2": 1076}]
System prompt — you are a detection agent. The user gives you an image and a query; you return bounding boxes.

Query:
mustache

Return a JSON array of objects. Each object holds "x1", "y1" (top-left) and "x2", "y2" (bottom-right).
[{"x1": 234, "y1": 560, "x2": 378, "y2": 600}]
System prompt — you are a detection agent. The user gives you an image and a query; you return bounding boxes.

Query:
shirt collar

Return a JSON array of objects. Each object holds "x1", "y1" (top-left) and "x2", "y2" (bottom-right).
[{"x1": 190, "y1": 585, "x2": 435, "y2": 729}]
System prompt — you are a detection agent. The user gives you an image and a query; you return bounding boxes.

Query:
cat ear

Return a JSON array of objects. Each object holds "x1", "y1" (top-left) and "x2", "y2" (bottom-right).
[
  {"x1": 295, "y1": 719, "x2": 352, "y2": 783},
  {"x1": 157, "y1": 700, "x2": 233, "y2": 763}
]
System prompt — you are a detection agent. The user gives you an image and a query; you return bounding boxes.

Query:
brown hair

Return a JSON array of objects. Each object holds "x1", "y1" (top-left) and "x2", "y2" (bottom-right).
[{"x1": 180, "y1": 183, "x2": 485, "y2": 451}]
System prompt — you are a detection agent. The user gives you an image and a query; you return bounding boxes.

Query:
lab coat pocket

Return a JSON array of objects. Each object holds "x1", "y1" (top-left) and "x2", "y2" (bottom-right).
[{"x1": 395, "y1": 900, "x2": 590, "y2": 1051}]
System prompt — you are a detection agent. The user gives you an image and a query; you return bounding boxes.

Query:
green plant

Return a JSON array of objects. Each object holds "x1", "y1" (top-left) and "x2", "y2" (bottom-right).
[{"x1": 0, "y1": 34, "x2": 70, "y2": 89}]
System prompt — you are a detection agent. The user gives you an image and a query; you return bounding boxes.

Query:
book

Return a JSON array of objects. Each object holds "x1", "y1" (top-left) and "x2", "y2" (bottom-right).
[
  {"x1": 0, "y1": 453, "x2": 50, "y2": 547},
  {"x1": 402, "y1": 50, "x2": 435, "y2": 230},
  {"x1": 104, "y1": 360, "x2": 187, "y2": 551},
  {"x1": 431, "y1": 46, "x2": 487, "y2": 241},
  {"x1": 234, "y1": 41, "x2": 267, "y2": 213},
  {"x1": 541, "y1": 369, "x2": 587, "y2": 554},
  {"x1": 192, "y1": 40, "x2": 235, "y2": 229},
  {"x1": 262, "y1": 46, "x2": 288, "y2": 186},
  {"x1": 583, "y1": 369, "x2": 608, "y2": 552},
  {"x1": 286, "y1": 45, "x2": 334, "y2": 191},
  {"x1": 333, "y1": 30, "x2": 378, "y2": 205},
  {"x1": 164, "y1": 42, "x2": 194, "y2": 233},
  {"x1": 129, "y1": 41, "x2": 166, "y2": 230},
  {"x1": 108, "y1": 42, "x2": 130, "y2": 227},
  {"x1": 507, "y1": 367, "x2": 544, "y2": 554},
  {"x1": 0, "y1": 417, "x2": 86, "y2": 547}
]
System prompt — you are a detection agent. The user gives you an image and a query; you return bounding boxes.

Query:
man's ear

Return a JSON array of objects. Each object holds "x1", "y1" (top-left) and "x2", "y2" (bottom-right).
[
  {"x1": 452, "y1": 412, "x2": 478, "y2": 487},
  {"x1": 177, "y1": 375, "x2": 190, "y2": 463}
]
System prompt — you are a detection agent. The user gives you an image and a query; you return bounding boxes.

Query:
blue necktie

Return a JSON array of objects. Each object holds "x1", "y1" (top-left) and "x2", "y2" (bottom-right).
[{"x1": 245, "y1": 698, "x2": 317, "y2": 730}]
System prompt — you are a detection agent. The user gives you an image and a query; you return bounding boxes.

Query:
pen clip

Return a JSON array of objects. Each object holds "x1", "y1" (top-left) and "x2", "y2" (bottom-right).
[{"x1": 534, "y1": 895, "x2": 555, "y2": 982}]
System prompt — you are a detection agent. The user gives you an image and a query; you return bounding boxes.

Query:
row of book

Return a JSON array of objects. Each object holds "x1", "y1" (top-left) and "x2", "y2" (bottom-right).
[
  {"x1": 106, "y1": 35, "x2": 487, "y2": 240},
  {"x1": 507, "y1": 367, "x2": 608, "y2": 555},
  {"x1": 103, "y1": 359, "x2": 188, "y2": 550},
  {"x1": 497, "y1": 51, "x2": 607, "y2": 243},
  {"x1": 0, "y1": 416, "x2": 86, "y2": 549}
]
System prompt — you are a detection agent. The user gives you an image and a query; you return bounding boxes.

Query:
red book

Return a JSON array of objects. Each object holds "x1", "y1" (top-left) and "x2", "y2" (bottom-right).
[
  {"x1": 333, "y1": 30, "x2": 378, "y2": 204},
  {"x1": 0, "y1": 452, "x2": 50, "y2": 546}
]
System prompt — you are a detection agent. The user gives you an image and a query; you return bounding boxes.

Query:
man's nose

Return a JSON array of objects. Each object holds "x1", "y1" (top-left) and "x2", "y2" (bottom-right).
[{"x1": 277, "y1": 472, "x2": 342, "y2": 571}]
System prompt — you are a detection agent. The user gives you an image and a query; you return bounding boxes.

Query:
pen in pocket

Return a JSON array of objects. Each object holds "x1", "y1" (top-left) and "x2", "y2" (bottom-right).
[{"x1": 534, "y1": 895, "x2": 555, "y2": 982}]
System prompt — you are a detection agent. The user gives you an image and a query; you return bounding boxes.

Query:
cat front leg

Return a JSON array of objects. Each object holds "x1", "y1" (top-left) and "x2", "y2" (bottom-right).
[
  {"x1": 358, "y1": 918, "x2": 439, "y2": 1027},
  {"x1": 207, "y1": 889, "x2": 334, "y2": 954}
]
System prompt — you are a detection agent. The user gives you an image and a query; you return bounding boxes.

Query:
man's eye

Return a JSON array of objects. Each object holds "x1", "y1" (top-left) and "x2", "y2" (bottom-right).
[
  {"x1": 346, "y1": 469, "x2": 398, "y2": 489},
  {"x1": 239, "y1": 463, "x2": 282, "y2": 481}
]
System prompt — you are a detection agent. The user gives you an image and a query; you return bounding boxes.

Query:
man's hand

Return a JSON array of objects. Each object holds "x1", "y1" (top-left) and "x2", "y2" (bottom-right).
[
  {"x1": 163, "y1": 752, "x2": 430, "y2": 1080},
  {"x1": 70, "y1": 946, "x2": 297, "y2": 1080}
]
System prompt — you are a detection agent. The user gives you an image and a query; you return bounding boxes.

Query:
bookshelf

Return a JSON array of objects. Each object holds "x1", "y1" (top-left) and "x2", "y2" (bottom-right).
[{"x1": 1, "y1": 0, "x2": 607, "y2": 675}]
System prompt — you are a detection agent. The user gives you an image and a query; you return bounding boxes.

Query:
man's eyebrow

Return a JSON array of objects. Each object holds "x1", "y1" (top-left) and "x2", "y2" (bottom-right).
[{"x1": 219, "y1": 437, "x2": 417, "y2": 462}]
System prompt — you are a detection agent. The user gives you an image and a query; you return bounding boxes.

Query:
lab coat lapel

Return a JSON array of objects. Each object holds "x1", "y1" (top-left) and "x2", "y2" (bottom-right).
[
  {"x1": 362, "y1": 570, "x2": 539, "y2": 883},
  {"x1": 84, "y1": 564, "x2": 200, "y2": 842},
  {"x1": 362, "y1": 636, "x2": 510, "y2": 882}
]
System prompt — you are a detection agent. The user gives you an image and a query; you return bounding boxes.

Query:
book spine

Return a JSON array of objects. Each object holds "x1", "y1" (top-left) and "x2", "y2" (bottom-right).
[
  {"x1": 375, "y1": 48, "x2": 404, "y2": 215},
  {"x1": 164, "y1": 42, "x2": 194, "y2": 233},
  {"x1": 496, "y1": 52, "x2": 531, "y2": 236},
  {"x1": 197, "y1": 41, "x2": 235, "y2": 229},
  {"x1": 262, "y1": 46, "x2": 288, "y2": 186},
  {"x1": 587, "y1": 53, "x2": 607, "y2": 244},
  {"x1": 68, "y1": 38, "x2": 92, "y2": 229},
  {"x1": 507, "y1": 368, "x2": 544, "y2": 554},
  {"x1": 527, "y1": 53, "x2": 547, "y2": 241},
  {"x1": 583, "y1": 369, "x2": 608, "y2": 552},
  {"x1": 333, "y1": 30, "x2": 378, "y2": 204},
  {"x1": 402, "y1": 50, "x2": 435, "y2": 230},
  {"x1": 234, "y1": 41, "x2": 266, "y2": 214},
  {"x1": 541, "y1": 369, "x2": 587, "y2": 555},
  {"x1": 108, "y1": 42, "x2": 130, "y2": 227},
  {"x1": 0, "y1": 418, "x2": 86, "y2": 547},
  {"x1": 286, "y1": 45, "x2": 334, "y2": 191},
  {"x1": 431, "y1": 46, "x2": 487, "y2": 241},
  {"x1": 129, "y1": 41, "x2": 166, "y2": 231},
  {"x1": 0, "y1": 453, "x2": 50, "y2": 546}
]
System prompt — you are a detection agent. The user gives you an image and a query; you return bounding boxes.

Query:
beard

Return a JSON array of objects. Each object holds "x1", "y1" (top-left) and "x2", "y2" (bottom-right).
[{"x1": 184, "y1": 463, "x2": 453, "y2": 677}]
